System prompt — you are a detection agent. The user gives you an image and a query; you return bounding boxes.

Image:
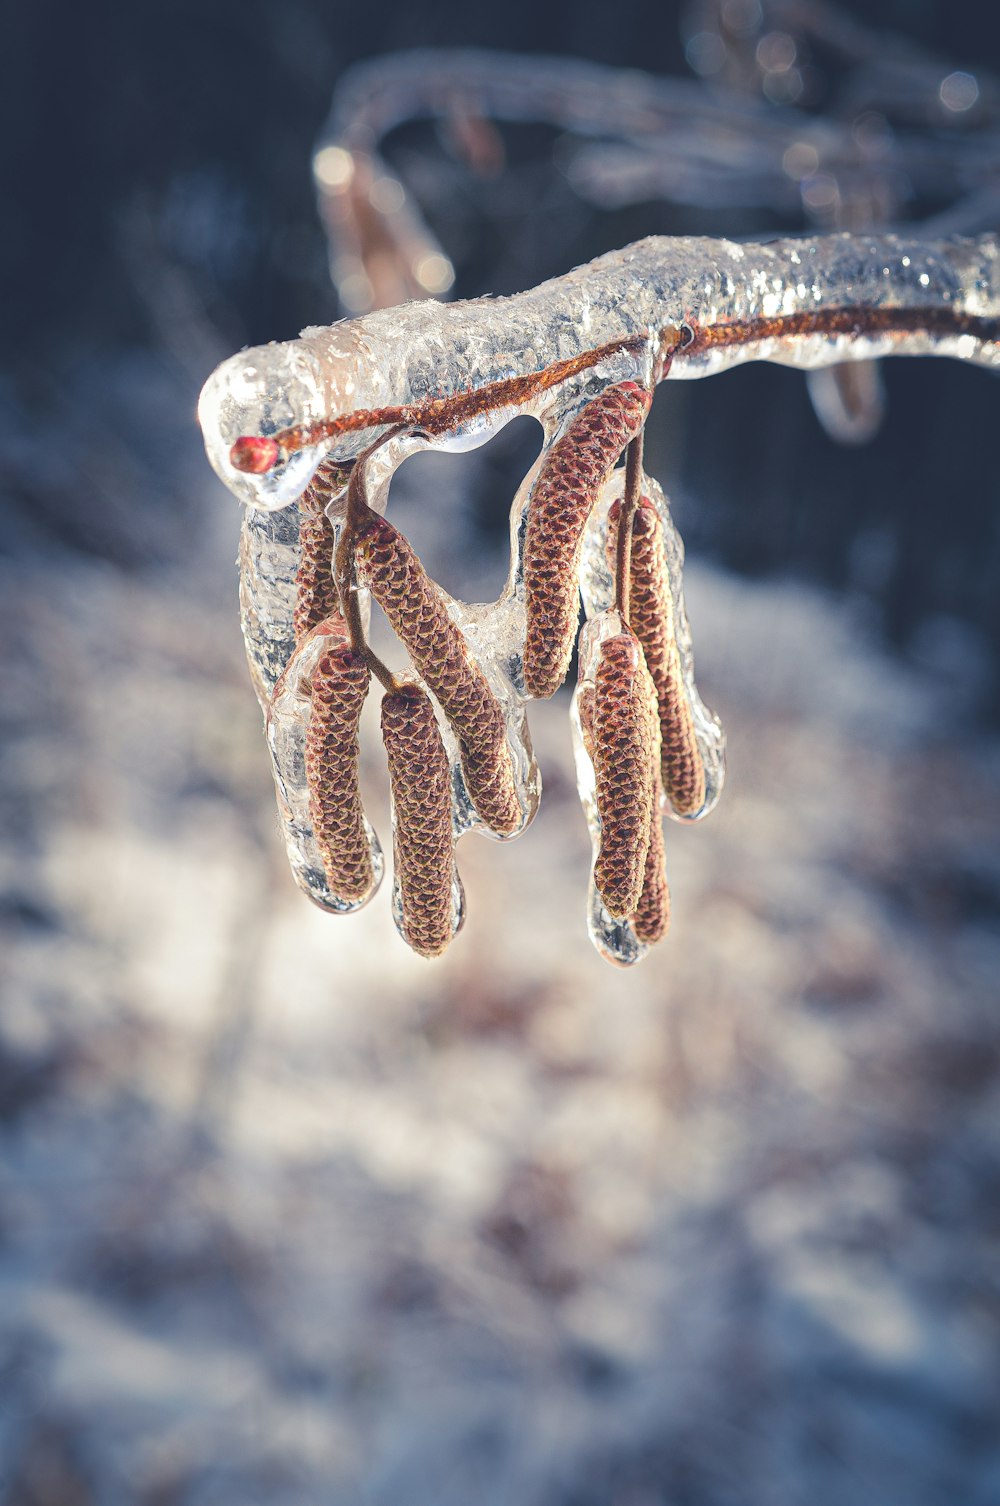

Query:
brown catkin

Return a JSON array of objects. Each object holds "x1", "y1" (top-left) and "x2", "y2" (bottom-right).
[
  {"x1": 582, "y1": 664, "x2": 669, "y2": 944},
  {"x1": 294, "y1": 468, "x2": 348, "y2": 643},
  {"x1": 522, "y1": 382, "x2": 650, "y2": 698},
  {"x1": 304, "y1": 645, "x2": 374, "y2": 901},
  {"x1": 632, "y1": 771, "x2": 671, "y2": 944},
  {"x1": 354, "y1": 511, "x2": 521, "y2": 835},
  {"x1": 592, "y1": 632, "x2": 657, "y2": 918},
  {"x1": 381, "y1": 684, "x2": 458, "y2": 958},
  {"x1": 609, "y1": 496, "x2": 706, "y2": 817}
]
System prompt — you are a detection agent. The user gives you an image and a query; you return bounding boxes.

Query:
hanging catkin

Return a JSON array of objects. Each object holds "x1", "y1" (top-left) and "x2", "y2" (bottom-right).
[
  {"x1": 354, "y1": 510, "x2": 522, "y2": 835},
  {"x1": 523, "y1": 382, "x2": 650, "y2": 698},
  {"x1": 293, "y1": 465, "x2": 350, "y2": 643},
  {"x1": 304, "y1": 644, "x2": 375, "y2": 901},
  {"x1": 591, "y1": 631, "x2": 657, "y2": 918},
  {"x1": 608, "y1": 496, "x2": 706, "y2": 817},
  {"x1": 381, "y1": 683, "x2": 459, "y2": 957}
]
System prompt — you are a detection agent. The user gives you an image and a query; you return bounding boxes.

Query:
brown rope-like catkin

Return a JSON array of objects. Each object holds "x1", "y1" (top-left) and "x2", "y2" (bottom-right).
[
  {"x1": 608, "y1": 496, "x2": 706, "y2": 817},
  {"x1": 592, "y1": 631, "x2": 657, "y2": 918},
  {"x1": 581, "y1": 663, "x2": 669, "y2": 944},
  {"x1": 523, "y1": 382, "x2": 650, "y2": 699},
  {"x1": 304, "y1": 644, "x2": 374, "y2": 901},
  {"x1": 354, "y1": 511, "x2": 521, "y2": 835},
  {"x1": 294, "y1": 467, "x2": 349, "y2": 643},
  {"x1": 632, "y1": 771, "x2": 671, "y2": 944},
  {"x1": 381, "y1": 683, "x2": 458, "y2": 958}
]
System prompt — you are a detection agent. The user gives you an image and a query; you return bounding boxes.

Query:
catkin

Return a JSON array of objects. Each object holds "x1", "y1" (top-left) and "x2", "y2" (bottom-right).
[
  {"x1": 609, "y1": 496, "x2": 706, "y2": 817},
  {"x1": 632, "y1": 770, "x2": 671, "y2": 944},
  {"x1": 354, "y1": 511, "x2": 521, "y2": 835},
  {"x1": 581, "y1": 666, "x2": 669, "y2": 944},
  {"x1": 592, "y1": 632, "x2": 657, "y2": 918},
  {"x1": 523, "y1": 382, "x2": 650, "y2": 698},
  {"x1": 304, "y1": 645, "x2": 374, "y2": 901},
  {"x1": 294, "y1": 472, "x2": 344, "y2": 643},
  {"x1": 381, "y1": 683, "x2": 458, "y2": 958}
]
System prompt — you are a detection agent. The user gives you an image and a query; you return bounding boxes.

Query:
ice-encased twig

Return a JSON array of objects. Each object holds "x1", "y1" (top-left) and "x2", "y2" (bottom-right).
[
  {"x1": 200, "y1": 232, "x2": 1000, "y2": 511},
  {"x1": 317, "y1": 42, "x2": 1000, "y2": 223},
  {"x1": 198, "y1": 229, "x2": 998, "y2": 961},
  {"x1": 313, "y1": 42, "x2": 1000, "y2": 315}
]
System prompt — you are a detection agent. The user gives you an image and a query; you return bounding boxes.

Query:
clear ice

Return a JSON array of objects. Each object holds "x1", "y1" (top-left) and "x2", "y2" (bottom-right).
[
  {"x1": 199, "y1": 230, "x2": 1000, "y2": 960},
  {"x1": 316, "y1": 41, "x2": 1000, "y2": 441}
]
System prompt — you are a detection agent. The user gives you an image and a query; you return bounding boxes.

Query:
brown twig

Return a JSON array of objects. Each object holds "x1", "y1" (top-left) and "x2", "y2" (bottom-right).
[
  {"x1": 614, "y1": 429, "x2": 645, "y2": 624},
  {"x1": 333, "y1": 433, "x2": 403, "y2": 694}
]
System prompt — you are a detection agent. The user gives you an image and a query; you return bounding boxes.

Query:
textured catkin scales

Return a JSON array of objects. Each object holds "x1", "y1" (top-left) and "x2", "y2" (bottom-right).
[
  {"x1": 304, "y1": 645, "x2": 374, "y2": 900},
  {"x1": 354, "y1": 511, "x2": 522, "y2": 835},
  {"x1": 632, "y1": 770, "x2": 671, "y2": 943},
  {"x1": 523, "y1": 382, "x2": 651, "y2": 698},
  {"x1": 381, "y1": 684, "x2": 458, "y2": 958},
  {"x1": 581, "y1": 661, "x2": 669, "y2": 943},
  {"x1": 592, "y1": 632, "x2": 657, "y2": 918},
  {"x1": 293, "y1": 468, "x2": 347, "y2": 643},
  {"x1": 609, "y1": 496, "x2": 706, "y2": 817}
]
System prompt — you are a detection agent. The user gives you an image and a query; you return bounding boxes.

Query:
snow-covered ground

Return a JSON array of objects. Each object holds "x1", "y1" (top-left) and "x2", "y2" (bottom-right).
[{"x1": 2, "y1": 414, "x2": 999, "y2": 1505}]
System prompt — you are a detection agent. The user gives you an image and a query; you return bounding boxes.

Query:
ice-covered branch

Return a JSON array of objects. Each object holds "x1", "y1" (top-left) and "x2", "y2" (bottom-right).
[
  {"x1": 201, "y1": 231, "x2": 999, "y2": 510},
  {"x1": 314, "y1": 28, "x2": 1000, "y2": 314},
  {"x1": 198, "y1": 227, "x2": 998, "y2": 963}
]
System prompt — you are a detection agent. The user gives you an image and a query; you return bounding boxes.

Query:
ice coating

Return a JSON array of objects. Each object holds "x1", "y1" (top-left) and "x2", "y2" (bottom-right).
[
  {"x1": 238, "y1": 502, "x2": 368, "y2": 709},
  {"x1": 390, "y1": 858, "x2": 465, "y2": 958},
  {"x1": 198, "y1": 323, "x2": 382, "y2": 510},
  {"x1": 580, "y1": 472, "x2": 726, "y2": 823},
  {"x1": 381, "y1": 684, "x2": 466, "y2": 957},
  {"x1": 265, "y1": 622, "x2": 384, "y2": 914},
  {"x1": 321, "y1": 45, "x2": 1000, "y2": 230},
  {"x1": 317, "y1": 45, "x2": 1000, "y2": 323},
  {"x1": 572, "y1": 610, "x2": 651, "y2": 968},
  {"x1": 435, "y1": 594, "x2": 541, "y2": 842},
  {"x1": 198, "y1": 231, "x2": 1000, "y2": 513},
  {"x1": 315, "y1": 42, "x2": 1000, "y2": 442},
  {"x1": 198, "y1": 229, "x2": 999, "y2": 960}
]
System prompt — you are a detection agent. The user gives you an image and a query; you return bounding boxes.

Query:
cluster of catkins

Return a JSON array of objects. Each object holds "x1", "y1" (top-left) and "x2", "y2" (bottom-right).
[{"x1": 269, "y1": 380, "x2": 721, "y2": 965}]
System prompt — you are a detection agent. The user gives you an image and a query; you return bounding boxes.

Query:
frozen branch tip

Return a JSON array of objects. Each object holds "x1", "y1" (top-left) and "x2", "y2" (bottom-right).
[{"x1": 199, "y1": 230, "x2": 1000, "y2": 963}]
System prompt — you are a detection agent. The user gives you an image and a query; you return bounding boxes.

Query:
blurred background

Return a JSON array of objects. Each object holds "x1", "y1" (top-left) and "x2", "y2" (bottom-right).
[{"x1": 2, "y1": 2, "x2": 1000, "y2": 1502}]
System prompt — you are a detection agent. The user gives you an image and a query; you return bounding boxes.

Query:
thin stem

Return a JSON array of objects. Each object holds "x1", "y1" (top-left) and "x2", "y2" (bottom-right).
[
  {"x1": 230, "y1": 296, "x2": 999, "y2": 477},
  {"x1": 615, "y1": 427, "x2": 645, "y2": 624},
  {"x1": 334, "y1": 430, "x2": 403, "y2": 693},
  {"x1": 680, "y1": 303, "x2": 998, "y2": 356},
  {"x1": 235, "y1": 334, "x2": 649, "y2": 471}
]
